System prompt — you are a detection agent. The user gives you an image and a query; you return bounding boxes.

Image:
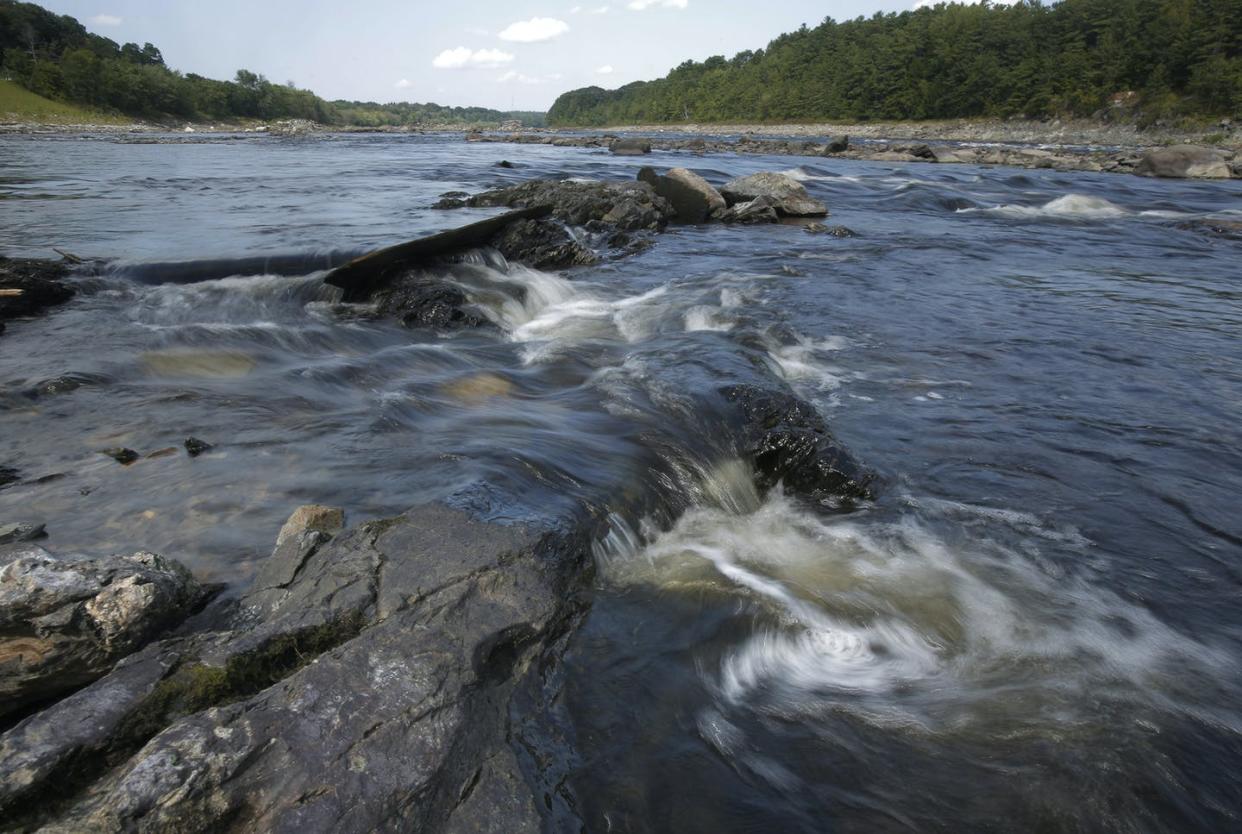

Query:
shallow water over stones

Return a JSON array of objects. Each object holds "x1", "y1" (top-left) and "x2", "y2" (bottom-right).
[{"x1": 1, "y1": 132, "x2": 1241, "y2": 831}]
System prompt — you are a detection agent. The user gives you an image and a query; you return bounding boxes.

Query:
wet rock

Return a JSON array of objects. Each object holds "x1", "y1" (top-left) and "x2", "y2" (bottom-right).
[
  {"x1": 462, "y1": 179, "x2": 674, "y2": 232},
  {"x1": 609, "y1": 137, "x2": 652, "y2": 155},
  {"x1": 39, "y1": 502, "x2": 592, "y2": 833},
  {"x1": 720, "y1": 384, "x2": 875, "y2": 503},
  {"x1": 1135, "y1": 145, "x2": 1233, "y2": 179},
  {"x1": 0, "y1": 466, "x2": 18, "y2": 490},
  {"x1": 323, "y1": 208, "x2": 557, "y2": 327},
  {"x1": 489, "y1": 218, "x2": 599, "y2": 270},
  {"x1": 0, "y1": 523, "x2": 45, "y2": 545},
  {"x1": 102, "y1": 448, "x2": 140, "y2": 465},
  {"x1": 904, "y1": 143, "x2": 938, "y2": 161},
  {"x1": 275, "y1": 505, "x2": 345, "y2": 547},
  {"x1": 0, "y1": 258, "x2": 75, "y2": 332},
  {"x1": 370, "y1": 275, "x2": 491, "y2": 330},
  {"x1": 637, "y1": 166, "x2": 727, "y2": 224},
  {"x1": 720, "y1": 172, "x2": 828, "y2": 217},
  {"x1": 721, "y1": 195, "x2": 781, "y2": 225},
  {"x1": 805, "y1": 223, "x2": 857, "y2": 237},
  {"x1": 183, "y1": 437, "x2": 212, "y2": 457},
  {"x1": 0, "y1": 547, "x2": 201, "y2": 717},
  {"x1": 495, "y1": 160, "x2": 516, "y2": 168},
  {"x1": 823, "y1": 135, "x2": 849, "y2": 154}
]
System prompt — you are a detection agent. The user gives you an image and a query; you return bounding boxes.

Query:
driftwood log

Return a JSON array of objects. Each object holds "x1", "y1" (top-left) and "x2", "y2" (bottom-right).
[{"x1": 323, "y1": 206, "x2": 551, "y2": 300}]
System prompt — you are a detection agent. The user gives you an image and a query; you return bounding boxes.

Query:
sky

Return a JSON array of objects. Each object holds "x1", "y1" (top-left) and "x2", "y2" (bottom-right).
[{"x1": 42, "y1": 1, "x2": 936, "y2": 111}]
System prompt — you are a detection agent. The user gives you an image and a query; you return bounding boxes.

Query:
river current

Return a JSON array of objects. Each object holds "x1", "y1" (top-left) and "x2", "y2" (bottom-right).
[{"x1": 2, "y1": 133, "x2": 1240, "y2": 831}]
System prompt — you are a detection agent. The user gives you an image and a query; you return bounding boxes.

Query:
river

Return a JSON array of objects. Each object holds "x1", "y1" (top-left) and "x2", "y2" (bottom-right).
[{"x1": 2, "y1": 132, "x2": 1240, "y2": 831}]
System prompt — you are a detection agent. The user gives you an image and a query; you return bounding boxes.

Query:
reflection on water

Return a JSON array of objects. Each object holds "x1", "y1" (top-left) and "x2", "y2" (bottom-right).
[{"x1": 2, "y1": 133, "x2": 1241, "y2": 830}]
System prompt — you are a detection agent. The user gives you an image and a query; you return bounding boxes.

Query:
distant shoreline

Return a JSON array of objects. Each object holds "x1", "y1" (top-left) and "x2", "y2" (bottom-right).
[
  {"x1": 577, "y1": 117, "x2": 1241, "y2": 152},
  {"x1": 3, "y1": 115, "x2": 1238, "y2": 152}
]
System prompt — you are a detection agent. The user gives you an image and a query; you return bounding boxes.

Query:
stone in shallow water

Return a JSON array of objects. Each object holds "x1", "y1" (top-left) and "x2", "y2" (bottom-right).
[
  {"x1": 183, "y1": 437, "x2": 213, "y2": 457},
  {"x1": 142, "y1": 349, "x2": 257, "y2": 378},
  {"x1": 720, "y1": 172, "x2": 829, "y2": 218},
  {"x1": 443, "y1": 373, "x2": 514, "y2": 403},
  {"x1": 0, "y1": 523, "x2": 46, "y2": 545}
]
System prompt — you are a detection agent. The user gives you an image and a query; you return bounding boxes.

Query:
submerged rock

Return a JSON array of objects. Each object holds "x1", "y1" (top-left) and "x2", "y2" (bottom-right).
[
  {"x1": 720, "y1": 172, "x2": 829, "y2": 217},
  {"x1": 1135, "y1": 145, "x2": 1233, "y2": 179},
  {"x1": 0, "y1": 523, "x2": 46, "y2": 545},
  {"x1": 142, "y1": 349, "x2": 257, "y2": 378},
  {"x1": 637, "y1": 166, "x2": 727, "y2": 224},
  {"x1": 0, "y1": 547, "x2": 201, "y2": 718}
]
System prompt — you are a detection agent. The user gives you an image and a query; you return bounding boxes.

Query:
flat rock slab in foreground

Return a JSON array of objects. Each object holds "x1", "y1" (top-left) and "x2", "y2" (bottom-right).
[{"x1": 0, "y1": 547, "x2": 201, "y2": 718}]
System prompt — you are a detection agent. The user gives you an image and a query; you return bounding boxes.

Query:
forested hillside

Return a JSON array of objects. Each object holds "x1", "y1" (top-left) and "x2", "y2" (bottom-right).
[
  {"x1": 0, "y1": 0, "x2": 541, "y2": 126},
  {"x1": 548, "y1": 0, "x2": 1242, "y2": 126}
]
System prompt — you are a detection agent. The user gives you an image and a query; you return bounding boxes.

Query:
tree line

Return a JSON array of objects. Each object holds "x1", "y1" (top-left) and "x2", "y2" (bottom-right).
[
  {"x1": 0, "y1": 0, "x2": 542, "y2": 126},
  {"x1": 548, "y1": 0, "x2": 1242, "y2": 126}
]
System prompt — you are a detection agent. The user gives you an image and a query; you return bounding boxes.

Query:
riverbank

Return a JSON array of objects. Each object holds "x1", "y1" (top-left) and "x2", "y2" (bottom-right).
[
  {"x1": 472, "y1": 129, "x2": 1242, "y2": 180},
  {"x1": 594, "y1": 116, "x2": 1242, "y2": 151}
]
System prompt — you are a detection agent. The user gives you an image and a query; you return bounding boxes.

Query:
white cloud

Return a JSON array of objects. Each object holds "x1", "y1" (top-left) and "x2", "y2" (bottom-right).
[
  {"x1": 627, "y1": 0, "x2": 686, "y2": 9},
  {"x1": 394, "y1": 78, "x2": 414, "y2": 89},
  {"x1": 570, "y1": 5, "x2": 582, "y2": 12},
  {"x1": 590, "y1": 5, "x2": 610, "y2": 12},
  {"x1": 90, "y1": 13, "x2": 122, "y2": 26},
  {"x1": 432, "y1": 47, "x2": 515, "y2": 69},
  {"x1": 595, "y1": 65, "x2": 614, "y2": 74},
  {"x1": 497, "y1": 71, "x2": 543, "y2": 85},
  {"x1": 497, "y1": 71, "x2": 565, "y2": 85},
  {"x1": 498, "y1": 17, "x2": 570, "y2": 43}
]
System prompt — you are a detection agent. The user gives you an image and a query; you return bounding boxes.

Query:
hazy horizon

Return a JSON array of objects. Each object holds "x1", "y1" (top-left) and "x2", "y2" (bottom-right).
[{"x1": 36, "y1": 0, "x2": 927, "y2": 111}]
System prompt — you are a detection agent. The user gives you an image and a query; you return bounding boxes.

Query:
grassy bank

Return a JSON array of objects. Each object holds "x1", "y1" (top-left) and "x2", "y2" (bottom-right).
[{"x1": 0, "y1": 79, "x2": 129, "y2": 125}]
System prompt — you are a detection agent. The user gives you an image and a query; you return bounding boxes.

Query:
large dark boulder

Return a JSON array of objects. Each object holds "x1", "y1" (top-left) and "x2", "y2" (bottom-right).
[
  {"x1": 490, "y1": 218, "x2": 599, "y2": 270},
  {"x1": 721, "y1": 384, "x2": 875, "y2": 503},
  {"x1": 720, "y1": 172, "x2": 829, "y2": 217},
  {"x1": 1135, "y1": 145, "x2": 1232, "y2": 179},
  {"x1": 637, "y1": 166, "x2": 727, "y2": 224},
  {"x1": 609, "y1": 137, "x2": 652, "y2": 155},
  {"x1": 0, "y1": 547, "x2": 201, "y2": 718},
  {"x1": 823, "y1": 135, "x2": 849, "y2": 154},
  {"x1": 0, "y1": 258, "x2": 75, "y2": 335},
  {"x1": 460, "y1": 179, "x2": 674, "y2": 232}
]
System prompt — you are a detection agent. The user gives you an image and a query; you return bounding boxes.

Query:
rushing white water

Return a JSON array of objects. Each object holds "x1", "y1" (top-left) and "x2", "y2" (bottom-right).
[{"x1": 597, "y1": 492, "x2": 1232, "y2": 735}]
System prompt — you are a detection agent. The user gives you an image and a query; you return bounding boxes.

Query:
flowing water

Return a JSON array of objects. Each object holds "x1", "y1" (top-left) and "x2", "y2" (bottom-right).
[{"x1": 2, "y1": 133, "x2": 1241, "y2": 831}]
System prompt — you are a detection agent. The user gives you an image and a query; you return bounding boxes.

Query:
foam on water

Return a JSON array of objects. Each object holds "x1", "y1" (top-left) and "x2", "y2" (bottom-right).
[
  {"x1": 962, "y1": 193, "x2": 1130, "y2": 220},
  {"x1": 598, "y1": 492, "x2": 1233, "y2": 734}
]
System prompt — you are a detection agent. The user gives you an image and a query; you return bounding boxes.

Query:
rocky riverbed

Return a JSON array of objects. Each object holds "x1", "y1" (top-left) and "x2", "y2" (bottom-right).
[
  {"x1": 470, "y1": 130, "x2": 1242, "y2": 180},
  {"x1": 2, "y1": 131, "x2": 1240, "y2": 832}
]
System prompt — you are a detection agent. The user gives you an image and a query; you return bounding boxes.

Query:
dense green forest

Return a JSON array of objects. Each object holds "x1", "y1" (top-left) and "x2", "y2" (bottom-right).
[
  {"x1": 0, "y1": 0, "x2": 541, "y2": 126},
  {"x1": 548, "y1": 0, "x2": 1242, "y2": 126}
]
